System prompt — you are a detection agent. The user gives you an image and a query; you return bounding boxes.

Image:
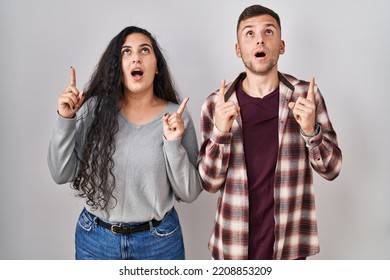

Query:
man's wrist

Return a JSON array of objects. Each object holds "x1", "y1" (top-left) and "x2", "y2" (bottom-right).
[{"x1": 301, "y1": 124, "x2": 320, "y2": 137}]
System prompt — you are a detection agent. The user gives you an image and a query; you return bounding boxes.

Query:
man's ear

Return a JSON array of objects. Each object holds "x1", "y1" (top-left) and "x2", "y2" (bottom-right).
[
  {"x1": 280, "y1": 40, "x2": 286, "y2": 54},
  {"x1": 235, "y1": 42, "x2": 242, "y2": 58}
]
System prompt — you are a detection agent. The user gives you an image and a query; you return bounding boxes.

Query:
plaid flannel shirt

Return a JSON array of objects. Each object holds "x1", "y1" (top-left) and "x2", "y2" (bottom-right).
[{"x1": 197, "y1": 72, "x2": 342, "y2": 260}]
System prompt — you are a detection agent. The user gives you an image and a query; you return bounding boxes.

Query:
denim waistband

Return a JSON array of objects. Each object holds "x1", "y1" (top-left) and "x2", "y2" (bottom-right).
[{"x1": 88, "y1": 211, "x2": 161, "y2": 235}]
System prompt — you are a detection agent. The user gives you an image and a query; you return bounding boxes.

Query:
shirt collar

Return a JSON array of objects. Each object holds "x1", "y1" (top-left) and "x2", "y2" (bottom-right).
[{"x1": 224, "y1": 72, "x2": 294, "y2": 102}]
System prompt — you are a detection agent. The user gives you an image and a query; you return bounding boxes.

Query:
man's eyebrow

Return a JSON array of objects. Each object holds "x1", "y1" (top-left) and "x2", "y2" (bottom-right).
[
  {"x1": 242, "y1": 24, "x2": 255, "y2": 31},
  {"x1": 264, "y1": 23, "x2": 277, "y2": 29},
  {"x1": 241, "y1": 23, "x2": 278, "y2": 31}
]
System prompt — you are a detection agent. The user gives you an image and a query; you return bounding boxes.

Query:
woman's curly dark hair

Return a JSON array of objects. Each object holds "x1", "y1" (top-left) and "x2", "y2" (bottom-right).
[{"x1": 72, "y1": 26, "x2": 180, "y2": 210}]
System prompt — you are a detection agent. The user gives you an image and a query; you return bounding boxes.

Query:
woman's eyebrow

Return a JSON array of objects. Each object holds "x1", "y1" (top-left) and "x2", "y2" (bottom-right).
[{"x1": 121, "y1": 43, "x2": 152, "y2": 49}]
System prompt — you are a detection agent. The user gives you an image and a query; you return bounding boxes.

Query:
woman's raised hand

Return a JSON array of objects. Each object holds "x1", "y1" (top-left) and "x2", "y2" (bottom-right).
[
  {"x1": 163, "y1": 97, "x2": 189, "y2": 141},
  {"x1": 58, "y1": 67, "x2": 85, "y2": 118}
]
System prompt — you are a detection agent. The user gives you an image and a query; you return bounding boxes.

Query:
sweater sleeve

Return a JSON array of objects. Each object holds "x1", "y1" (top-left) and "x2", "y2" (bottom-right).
[
  {"x1": 47, "y1": 103, "x2": 91, "y2": 184},
  {"x1": 163, "y1": 110, "x2": 203, "y2": 203}
]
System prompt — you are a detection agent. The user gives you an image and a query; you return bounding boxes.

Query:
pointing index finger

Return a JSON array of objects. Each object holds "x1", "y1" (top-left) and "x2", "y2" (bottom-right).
[
  {"x1": 177, "y1": 97, "x2": 189, "y2": 116},
  {"x1": 70, "y1": 66, "x2": 77, "y2": 87},
  {"x1": 307, "y1": 76, "x2": 315, "y2": 101},
  {"x1": 217, "y1": 79, "x2": 226, "y2": 105}
]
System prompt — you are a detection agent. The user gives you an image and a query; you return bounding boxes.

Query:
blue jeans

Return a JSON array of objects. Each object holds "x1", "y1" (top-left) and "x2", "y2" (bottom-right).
[{"x1": 75, "y1": 207, "x2": 185, "y2": 260}]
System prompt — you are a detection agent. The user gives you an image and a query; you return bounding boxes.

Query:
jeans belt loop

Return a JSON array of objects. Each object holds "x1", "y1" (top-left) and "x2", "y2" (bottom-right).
[{"x1": 148, "y1": 220, "x2": 155, "y2": 231}]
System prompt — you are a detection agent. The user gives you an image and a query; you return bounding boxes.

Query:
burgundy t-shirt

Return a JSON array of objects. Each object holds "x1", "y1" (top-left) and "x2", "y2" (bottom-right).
[{"x1": 236, "y1": 79, "x2": 279, "y2": 260}]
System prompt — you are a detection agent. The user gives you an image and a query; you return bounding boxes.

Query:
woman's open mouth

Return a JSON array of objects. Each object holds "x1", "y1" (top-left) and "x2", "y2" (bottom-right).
[{"x1": 131, "y1": 68, "x2": 144, "y2": 80}]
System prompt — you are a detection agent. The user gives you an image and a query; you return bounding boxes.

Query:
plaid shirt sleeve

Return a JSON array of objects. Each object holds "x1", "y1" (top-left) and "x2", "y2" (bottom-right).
[
  {"x1": 197, "y1": 93, "x2": 234, "y2": 193},
  {"x1": 302, "y1": 86, "x2": 342, "y2": 180}
]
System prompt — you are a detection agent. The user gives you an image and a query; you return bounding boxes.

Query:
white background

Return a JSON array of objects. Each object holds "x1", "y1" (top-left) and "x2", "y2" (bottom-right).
[{"x1": 0, "y1": 0, "x2": 389, "y2": 260}]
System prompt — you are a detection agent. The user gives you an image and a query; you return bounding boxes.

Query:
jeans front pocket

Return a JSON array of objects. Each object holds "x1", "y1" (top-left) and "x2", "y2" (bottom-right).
[
  {"x1": 77, "y1": 208, "x2": 94, "y2": 232},
  {"x1": 152, "y1": 208, "x2": 180, "y2": 237}
]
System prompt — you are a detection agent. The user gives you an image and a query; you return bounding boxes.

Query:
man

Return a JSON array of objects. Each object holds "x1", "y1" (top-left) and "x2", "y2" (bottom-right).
[{"x1": 197, "y1": 5, "x2": 342, "y2": 260}]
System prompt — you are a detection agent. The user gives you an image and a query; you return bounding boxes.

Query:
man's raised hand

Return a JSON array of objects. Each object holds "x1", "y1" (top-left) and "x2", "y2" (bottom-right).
[
  {"x1": 214, "y1": 80, "x2": 240, "y2": 133},
  {"x1": 288, "y1": 77, "x2": 316, "y2": 135}
]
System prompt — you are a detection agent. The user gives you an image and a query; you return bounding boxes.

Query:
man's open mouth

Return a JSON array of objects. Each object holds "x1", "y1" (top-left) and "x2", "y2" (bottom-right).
[{"x1": 255, "y1": 51, "x2": 266, "y2": 58}]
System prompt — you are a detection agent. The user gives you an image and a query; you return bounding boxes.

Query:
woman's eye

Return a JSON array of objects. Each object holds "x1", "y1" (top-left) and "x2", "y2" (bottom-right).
[
  {"x1": 122, "y1": 48, "x2": 131, "y2": 55},
  {"x1": 141, "y1": 47, "x2": 150, "y2": 54}
]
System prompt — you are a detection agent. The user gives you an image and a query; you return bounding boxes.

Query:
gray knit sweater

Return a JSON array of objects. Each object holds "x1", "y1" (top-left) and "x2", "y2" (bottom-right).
[{"x1": 47, "y1": 99, "x2": 202, "y2": 223}]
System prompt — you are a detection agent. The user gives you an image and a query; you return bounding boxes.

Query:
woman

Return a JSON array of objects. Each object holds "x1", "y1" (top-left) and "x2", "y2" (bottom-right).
[{"x1": 47, "y1": 26, "x2": 202, "y2": 260}]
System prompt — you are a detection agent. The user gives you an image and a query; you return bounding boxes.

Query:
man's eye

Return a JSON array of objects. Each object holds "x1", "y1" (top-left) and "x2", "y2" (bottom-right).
[
  {"x1": 246, "y1": 31, "x2": 254, "y2": 37},
  {"x1": 265, "y1": 29, "x2": 274, "y2": 35}
]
